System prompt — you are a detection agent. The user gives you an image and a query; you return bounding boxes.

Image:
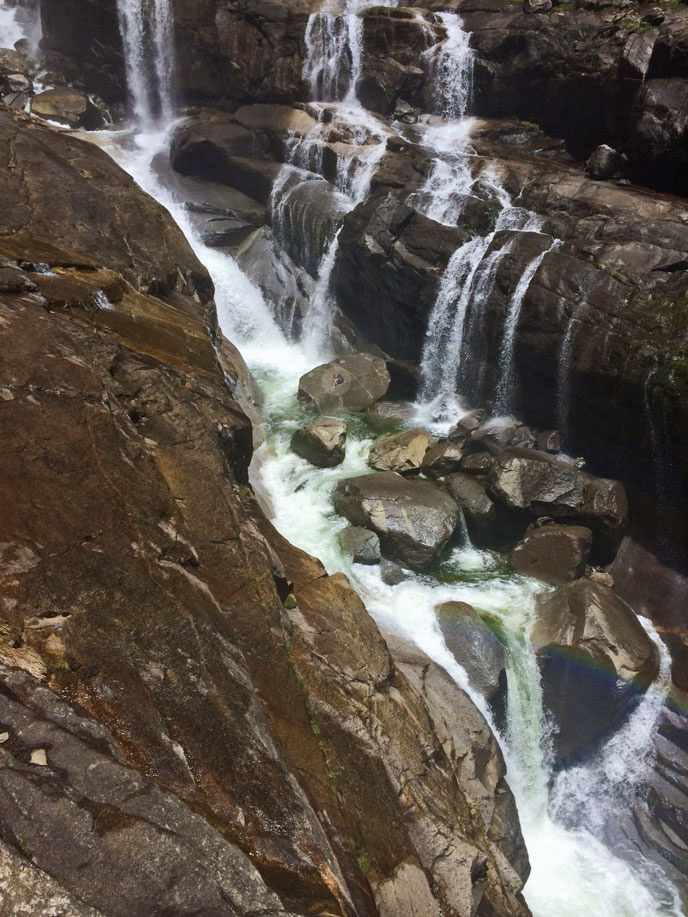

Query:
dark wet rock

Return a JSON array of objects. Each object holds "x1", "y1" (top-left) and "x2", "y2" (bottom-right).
[
  {"x1": 298, "y1": 352, "x2": 391, "y2": 414},
  {"x1": 509, "y1": 524, "x2": 593, "y2": 585},
  {"x1": 533, "y1": 580, "x2": 660, "y2": 762},
  {"x1": 536, "y1": 430, "x2": 561, "y2": 454},
  {"x1": 511, "y1": 426, "x2": 538, "y2": 450},
  {"x1": 445, "y1": 472, "x2": 500, "y2": 546},
  {"x1": 291, "y1": 419, "x2": 347, "y2": 468},
  {"x1": 422, "y1": 438, "x2": 465, "y2": 478},
  {"x1": 385, "y1": 358, "x2": 421, "y2": 400},
  {"x1": 358, "y1": 7, "x2": 441, "y2": 115},
  {"x1": 339, "y1": 526, "x2": 381, "y2": 565},
  {"x1": 460, "y1": 452, "x2": 495, "y2": 476},
  {"x1": 368, "y1": 428, "x2": 433, "y2": 475},
  {"x1": 273, "y1": 175, "x2": 350, "y2": 277},
  {"x1": 627, "y1": 79, "x2": 688, "y2": 193},
  {"x1": 333, "y1": 472, "x2": 459, "y2": 571},
  {"x1": 380, "y1": 558, "x2": 407, "y2": 585},
  {"x1": 30, "y1": 88, "x2": 104, "y2": 129},
  {"x1": 585, "y1": 144, "x2": 625, "y2": 181},
  {"x1": 436, "y1": 601, "x2": 509, "y2": 732}
]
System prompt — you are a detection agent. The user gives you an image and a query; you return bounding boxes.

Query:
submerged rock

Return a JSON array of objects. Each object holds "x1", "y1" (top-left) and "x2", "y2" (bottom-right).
[
  {"x1": 368, "y1": 428, "x2": 432, "y2": 475},
  {"x1": 333, "y1": 472, "x2": 459, "y2": 570},
  {"x1": 533, "y1": 580, "x2": 660, "y2": 762},
  {"x1": 298, "y1": 353, "x2": 391, "y2": 414},
  {"x1": 509, "y1": 523, "x2": 593, "y2": 585},
  {"x1": 339, "y1": 525, "x2": 381, "y2": 565},
  {"x1": 291, "y1": 419, "x2": 347, "y2": 468}
]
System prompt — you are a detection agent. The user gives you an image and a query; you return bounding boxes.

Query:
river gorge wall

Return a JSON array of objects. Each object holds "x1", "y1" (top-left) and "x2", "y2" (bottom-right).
[{"x1": 2, "y1": 0, "x2": 688, "y2": 913}]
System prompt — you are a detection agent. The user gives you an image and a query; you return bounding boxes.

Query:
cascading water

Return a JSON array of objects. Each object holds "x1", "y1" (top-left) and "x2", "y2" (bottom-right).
[
  {"x1": 10, "y1": 0, "x2": 680, "y2": 910},
  {"x1": 275, "y1": 4, "x2": 393, "y2": 356},
  {"x1": 303, "y1": 0, "x2": 398, "y2": 103},
  {"x1": 494, "y1": 238, "x2": 557, "y2": 415},
  {"x1": 116, "y1": 0, "x2": 175, "y2": 126}
]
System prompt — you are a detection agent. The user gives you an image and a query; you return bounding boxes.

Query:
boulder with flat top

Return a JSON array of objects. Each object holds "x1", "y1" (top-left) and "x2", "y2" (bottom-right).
[{"x1": 298, "y1": 353, "x2": 391, "y2": 414}]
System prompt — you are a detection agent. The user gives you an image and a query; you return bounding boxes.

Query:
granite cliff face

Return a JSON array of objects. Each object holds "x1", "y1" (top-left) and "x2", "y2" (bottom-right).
[{"x1": 0, "y1": 107, "x2": 529, "y2": 917}]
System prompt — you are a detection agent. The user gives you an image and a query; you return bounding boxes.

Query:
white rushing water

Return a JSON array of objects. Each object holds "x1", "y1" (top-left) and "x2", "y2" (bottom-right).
[
  {"x1": 9, "y1": 0, "x2": 680, "y2": 911},
  {"x1": 494, "y1": 239, "x2": 558, "y2": 414},
  {"x1": 303, "y1": 0, "x2": 399, "y2": 103},
  {"x1": 117, "y1": 0, "x2": 176, "y2": 126}
]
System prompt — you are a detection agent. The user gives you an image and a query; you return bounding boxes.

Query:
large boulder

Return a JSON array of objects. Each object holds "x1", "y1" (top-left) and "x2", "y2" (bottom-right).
[
  {"x1": 291, "y1": 419, "x2": 347, "y2": 468},
  {"x1": 30, "y1": 88, "x2": 104, "y2": 129},
  {"x1": 368, "y1": 428, "x2": 432, "y2": 475},
  {"x1": 298, "y1": 353, "x2": 391, "y2": 414},
  {"x1": 332, "y1": 472, "x2": 459, "y2": 570},
  {"x1": 533, "y1": 580, "x2": 660, "y2": 762},
  {"x1": 509, "y1": 523, "x2": 593, "y2": 585},
  {"x1": 436, "y1": 602, "x2": 508, "y2": 732},
  {"x1": 488, "y1": 448, "x2": 628, "y2": 536}
]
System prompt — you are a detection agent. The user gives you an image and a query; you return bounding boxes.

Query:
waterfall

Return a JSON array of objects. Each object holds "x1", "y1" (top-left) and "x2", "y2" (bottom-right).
[
  {"x1": 494, "y1": 237, "x2": 554, "y2": 415},
  {"x1": 419, "y1": 235, "x2": 495, "y2": 416},
  {"x1": 303, "y1": 0, "x2": 398, "y2": 104},
  {"x1": 555, "y1": 299, "x2": 586, "y2": 443},
  {"x1": 116, "y1": 0, "x2": 176, "y2": 127},
  {"x1": 428, "y1": 11, "x2": 473, "y2": 120}
]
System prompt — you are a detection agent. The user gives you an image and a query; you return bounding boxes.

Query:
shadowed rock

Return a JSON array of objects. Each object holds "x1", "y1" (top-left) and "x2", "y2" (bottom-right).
[
  {"x1": 533, "y1": 580, "x2": 660, "y2": 762},
  {"x1": 509, "y1": 524, "x2": 593, "y2": 585}
]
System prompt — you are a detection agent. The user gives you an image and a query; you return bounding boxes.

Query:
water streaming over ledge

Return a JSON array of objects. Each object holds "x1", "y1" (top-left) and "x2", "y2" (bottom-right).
[{"x1": 9, "y1": 0, "x2": 682, "y2": 911}]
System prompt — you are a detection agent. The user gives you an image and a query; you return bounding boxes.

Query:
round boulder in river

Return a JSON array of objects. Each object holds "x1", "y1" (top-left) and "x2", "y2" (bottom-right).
[
  {"x1": 332, "y1": 472, "x2": 459, "y2": 571},
  {"x1": 298, "y1": 353, "x2": 391, "y2": 414},
  {"x1": 533, "y1": 580, "x2": 660, "y2": 763},
  {"x1": 291, "y1": 419, "x2": 347, "y2": 468}
]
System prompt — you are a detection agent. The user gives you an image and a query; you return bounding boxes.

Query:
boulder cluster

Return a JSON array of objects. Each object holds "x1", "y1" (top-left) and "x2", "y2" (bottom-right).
[{"x1": 290, "y1": 351, "x2": 663, "y2": 766}]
